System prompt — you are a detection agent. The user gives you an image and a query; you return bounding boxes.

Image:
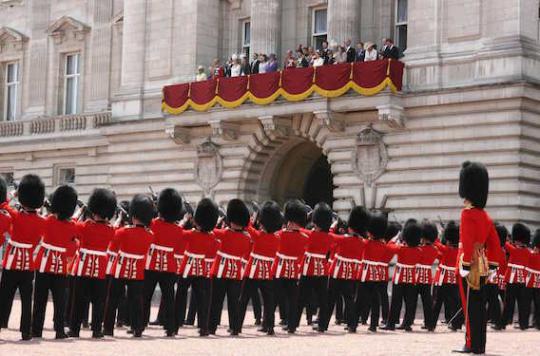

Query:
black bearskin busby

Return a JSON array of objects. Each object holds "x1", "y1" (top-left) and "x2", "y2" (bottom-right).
[
  {"x1": 0, "y1": 175, "x2": 7, "y2": 204},
  {"x1": 385, "y1": 221, "x2": 402, "y2": 242},
  {"x1": 312, "y1": 202, "x2": 333, "y2": 232},
  {"x1": 532, "y1": 229, "x2": 540, "y2": 249},
  {"x1": 284, "y1": 199, "x2": 307, "y2": 227},
  {"x1": 194, "y1": 198, "x2": 219, "y2": 232},
  {"x1": 18, "y1": 174, "x2": 45, "y2": 210},
  {"x1": 129, "y1": 194, "x2": 155, "y2": 227},
  {"x1": 443, "y1": 220, "x2": 460, "y2": 247},
  {"x1": 50, "y1": 185, "x2": 78, "y2": 221},
  {"x1": 348, "y1": 206, "x2": 371, "y2": 236},
  {"x1": 259, "y1": 201, "x2": 283, "y2": 234},
  {"x1": 402, "y1": 221, "x2": 422, "y2": 247},
  {"x1": 88, "y1": 188, "x2": 117, "y2": 221},
  {"x1": 226, "y1": 198, "x2": 250, "y2": 228},
  {"x1": 157, "y1": 188, "x2": 184, "y2": 223},
  {"x1": 511, "y1": 222, "x2": 531, "y2": 245},
  {"x1": 368, "y1": 213, "x2": 387, "y2": 240},
  {"x1": 421, "y1": 220, "x2": 438, "y2": 244},
  {"x1": 494, "y1": 223, "x2": 508, "y2": 247},
  {"x1": 459, "y1": 161, "x2": 489, "y2": 209}
]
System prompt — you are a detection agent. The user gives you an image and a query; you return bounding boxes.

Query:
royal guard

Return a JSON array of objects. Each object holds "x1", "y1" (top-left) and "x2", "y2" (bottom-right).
[
  {"x1": 296, "y1": 202, "x2": 333, "y2": 332},
  {"x1": 240, "y1": 201, "x2": 282, "y2": 335},
  {"x1": 103, "y1": 194, "x2": 155, "y2": 338},
  {"x1": 173, "y1": 201, "x2": 192, "y2": 330},
  {"x1": 176, "y1": 198, "x2": 219, "y2": 336},
  {"x1": 0, "y1": 176, "x2": 11, "y2": 246},
  {"x1": 455, "y1": 161, "x2": 502, "y2": 354},
  {"x1": 208, "y1": 199, "x2": 251, "y2": 336},
  {"x1": 488, "y1": 223, "x2": 508, "y2": 329},
  {"x1": 272, "y1": 199, "x2": 308, "y2": 334},
  {"x1": 500, "y1": 223, "x2": 531, "y2": 330},
  {"x1": 69, "y1": 188, "x2": 117, "y2": 338},
  {"x1": 527, "y1": 229, "x2": 540, "y2": 330},
  {"x1": 143, "y1": 188, "x2": 184, "y2": 337},
  {"x1": 379, "y1": 222, "x2": 402, "y2": 325}
]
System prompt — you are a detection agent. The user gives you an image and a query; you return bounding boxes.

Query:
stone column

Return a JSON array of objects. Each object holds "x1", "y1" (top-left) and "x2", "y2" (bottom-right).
[
  {"x1": 119, "y1": 0, "x2": 146, "y2": 90},
  {"x1": 250, "y1": 0, "x2": 281, "y2": 55},
  {"x1": 327, "y1": 0, "x2": 361, "y2": 46}
]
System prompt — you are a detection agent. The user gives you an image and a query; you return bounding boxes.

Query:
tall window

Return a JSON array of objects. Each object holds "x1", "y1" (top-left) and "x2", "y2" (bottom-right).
[
  {"x1": 3, "y1": 62, "x2": 18, "y2": 121},
  {"x1": 242, "y1": 20, "x2": 251, "y2": 57},
  {"x1": 54, "y1": 166, "x2": 75, "y2": 185},
  {"x1": 312, "y1": 8, "x2": 327, "y2": 50},
  {"x1": 63, "y1": 53, "x2": 80, "y2": 115},
  {"x1": 395, "y1": 0, "x2": 408, "y2": 51}
]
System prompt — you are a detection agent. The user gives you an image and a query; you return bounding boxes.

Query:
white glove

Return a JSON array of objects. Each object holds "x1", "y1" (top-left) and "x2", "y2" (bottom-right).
[{"x1": 459, "y1": 268, "x2": 469, "y2": 278}]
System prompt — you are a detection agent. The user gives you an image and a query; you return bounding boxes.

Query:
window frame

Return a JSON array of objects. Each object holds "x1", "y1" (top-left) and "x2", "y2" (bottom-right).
[
  {"x1": 54, "y1": 165, "x2": 76, "y2": 186},
  {"x1": 311, "y1": 6, "x2": 328, "y2": 50},
  {"x1": 3, "y1": 61, "x2": 19, "y2": 121},
  {"x1": 63, "y1": 52, "x2": 80, "y2": 115},
  {"x1": 0, "y1": 171, "x2": 14, "y2": 188},
  {"x1": 241, "y1": 19, "x2": 251, "y2": 57},
  {"x1": 394, "y1": 0, "x2": 408, "y2": 51}
]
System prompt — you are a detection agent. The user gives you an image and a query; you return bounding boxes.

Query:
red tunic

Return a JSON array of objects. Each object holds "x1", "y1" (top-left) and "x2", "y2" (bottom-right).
[
  {"x1": 389, "y1": 243, "x2": 422, "y2": 284},
  {"x1": 0, "y1": 204, "x2": 11, "y2": 245},
  {"x1": 504, "y1": 242, "x2": 530, "y2": 284},
  {"x1": 173, "y1": 225, "x2": 188, "y2": 275},
  {"x1": 416, "y1": 244, "x2": 441, "y2": 284},
  {"x1": 527, "y1": 250, "x2": 540, "y2": 289},
  {"x1": 210, "y1": 228, "x2": 251, "y2": 280},
  {"x1": 486, "y1": 246, "x2": 507, "y2": 286},
  {"x1": 2, "y1": 206, "x2": 45, "y2": 271},
  {"x1": 72, "y1": 220, "x2": 115, "y2": 279},
  {"x1": 328, "y1": 234, "x2": 363, "y2": 280},
  {"x1": 244, "y1": 227, "x2": 278, "y2": 280},
  {"x1": 272, "y1": 229, "x2": 308, "y2": 279},
  {"x1": 147, "y1": 219, "x2": 183, "y2": 273},
  {"x1": 177, "y1": 230, "x2": 217, "y2": 278},
  {"x1": 34, "y1": 216, "x2": 80, "y2": 275},
  {"x1": 300, "y1": 230, "x2": 332, "y2": 277},
  {"x1": 433, "y1": 244, "x2": 459, "y2": 285},
  {"x1": 105, "y1": 231, "x2": 120, "y2": 276},
  {"x1": 359, "y1": 239, "x2": 393, "y2": 282},
  {"x1": 111, "y1": 226, "x2": 154, "y2": 280}
]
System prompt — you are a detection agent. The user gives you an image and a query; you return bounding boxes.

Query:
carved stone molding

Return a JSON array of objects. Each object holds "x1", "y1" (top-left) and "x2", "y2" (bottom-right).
[
  {"x1": 258, "y1": 115, "x2": 291, "y2": 137},
  {"x1": 313, "y1": 110, "x2": 345, "y2": 132},
  {"x1": 165, "y1": 125, "x2": 190, "y2": 144},
  {"x1": 47, "y1": 16, "x2": 91, "y2": 45},
  {"x1": 376, "y1": 104, "x2": 405, "y2": 130},
  {"x1": 352, "y1": 126, "x2": 388, "y2": 186},
  {"x1": 195, "y1": 138, "x2": 223, "y2": 195},
  {"x1": 226, "y1": 0, "x2": 242, "y2": 10},
  {"x1": 209, "y1": 120, "x2": 239, "y2": 141},
  {"x1": 0, "y1": 26, "x2": 27, "y2": 53}
]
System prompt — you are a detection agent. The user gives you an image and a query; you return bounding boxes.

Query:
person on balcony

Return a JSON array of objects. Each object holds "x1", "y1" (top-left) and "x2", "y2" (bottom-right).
[
  {"x1": 345, "y1": 39, "x2": 356, "y2": 63},
  {"x1": 312, "y1": 51, "x2": 325, "y2": 67},
  {"x1": 284, "y1": 50, "x2": 296, "y2": 69},
  {"x1": 266, "y1": 54, "x2": 278, "y2": 73},
  {"x1": 195, "y1": 66, "x2": 207, "y2": 82},
  {"x1": 240, "y1": 54, "x2": 250, "y2": 76},
  {"x1": 382, "y1": 38, "x2": 400, "y2": 60},
  {"x1": 355, "y1": 42, "x2": 365, "y2": 62},
  {"x1": 258, "y1": 54, "x2": 268, "y2": 74},
  {"x1": 230, "y1": 55, "x2": 242, "y2": 77},
  {"x1": 249, "y1": 53, "x2": 260, "y2": 74},
  {"x1": 334, "y1": 46, "x2": 347, "y2": 64},
  {"x1": 209, "y1": 59, "x2": 225, "y2": 79},
  {"x1": 364, "y1": 42, "x2": 378, "y2": 62}
]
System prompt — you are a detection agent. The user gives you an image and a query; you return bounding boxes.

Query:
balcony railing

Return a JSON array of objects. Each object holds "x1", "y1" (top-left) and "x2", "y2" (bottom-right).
[{"x1": 0, "y1": 112, "x2": 112, "y2": 138}]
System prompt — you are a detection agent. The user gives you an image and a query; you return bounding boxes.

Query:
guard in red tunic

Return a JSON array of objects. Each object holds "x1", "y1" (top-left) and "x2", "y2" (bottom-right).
[
  {"x1": 528, "y1": 230, "x2": 540, "y2": 329},
  {"x1": 432, "y1": 221, "x2": 463, "y2": 330},
  {"x1": 296, "y1": 202, "x2": 333, "y2": 332},
  {"x1": 173, "y1": 201, "x2": 192, "y2": 330},
  {"x1": 383, "y1": 220, "x2": 422, "y2": 331},
  {"x1": 103, "y1": 194, "x2": 155, "y2": 338},
  {"x1": 487, "y1": 223, "x2": 508, "y2": 330},
  {"x1": 32, "y1": 185, "x2": 80, "y2": 339},
  {"x1": 0, "y1": 175, "x2": 45, "y2": 341},
  {"x1": 500, "y1": 223, "x2": 531, "y2": 330},
  {"x1": 143, "y1": 188, "x2": 184, "y2": 336},
  {"x1": 240, "y1": 201, "x2": 282, "y2": 335},
  {"x1": 208, "y1": 199, "x2": 251, "y2": 335},
  {"x1": 176, "y1": 198, "x2": 219, "y2": 336},
  {"x1": 0, "y1": 176, "x2": 11, "y2": 247},
  {"x1": 455, "y1": 161, "x2": 502, "y2": 354},
  {"x1": 68, "y1": 188, "x2": 117, "y2": 338},
  {"x1": 272, "y1": 199, "x2": 308, "y2": 334}
]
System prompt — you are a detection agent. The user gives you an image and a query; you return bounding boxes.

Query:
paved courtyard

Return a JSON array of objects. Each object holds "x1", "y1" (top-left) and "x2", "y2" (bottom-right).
[{"x1": 0, "y1": 301, "x2": 537, "y2": 355}]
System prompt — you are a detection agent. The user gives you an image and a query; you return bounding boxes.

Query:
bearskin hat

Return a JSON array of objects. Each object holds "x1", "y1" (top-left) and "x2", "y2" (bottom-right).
[
  {"x1": 194, "y1": 198, "x2": 219, "y2": 232},
  {"x1": 18, "y1": 174, "x2": 45, "y2": 209},
  {"x1": 402, "y1": 221, "x2": 422, "y2": 247},
  {"x1": 312, "y1": 202, "x2": 333, "y2": 232},
  {"x1": 0, "y1": 175, "x2": 7, "y2": 204},
  {"x1": 494, "y1": 223, "x2": 508, "y2": 247},
  {"x1": 442, "y1": 220, "x2": 460, "y2": 247},
  {"x1": 532, "y1": 229, "x2": 540, "y2": 249},
  {"x1": 284, "y1": 199, "x2": 307, "y2": 227},
  {"x1": 459, "y1": 161, "x2": 489, "y2": 209},
  {"x1": 157, "y1": 188, "x2": 184, "y2": 223},
  {"x1": 348, "y1": 206, "x2": 371, "y2": 236},
  {"x1": 88, "y1": 188, "x2": 117, "y2": 220},
  {"x1": 385, "y1": 221, "x2": 402, "y2": 242},
  {"x1": 421, "y1": 220, "x2": 438, "y2": 244},
  {"x1": 368, "y1": 213, "x2": 388, "y2": 240},
  {"x1": 226, "y1": 199, "x2": 250, "y2": 228},
  {"x1": 259, "y1": 201, "x2": 283, "y2": 234},
  {"x1": 129, "y1": 194, "x2": 155, "y2": 227},
  {"x1": 50, "y1": 185, "x2": 78, "y2": 221},
  {"x1": 511, "y1": 223, "x2": 531, "y2": 245}
]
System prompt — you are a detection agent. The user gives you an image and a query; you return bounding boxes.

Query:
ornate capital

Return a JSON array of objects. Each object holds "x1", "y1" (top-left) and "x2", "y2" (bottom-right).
[
  {"x1": 165, "y1": 125, "x2": 190, "y2": 144},
  {"x1": 48, "y1": 16, "x2": 90, "y2": 45},
  {"x1": 376, "y1": 104, "x2": 405, "y2": 130},
  {"x1": 209, "y1": 120, "x2": 239, "y2": 141},
  {"x1": 313, "y1": 110, "x2": 345, "y2": 132},
  {"x1": 258, "y1": 115, "x2": 291, "y2": 137}
]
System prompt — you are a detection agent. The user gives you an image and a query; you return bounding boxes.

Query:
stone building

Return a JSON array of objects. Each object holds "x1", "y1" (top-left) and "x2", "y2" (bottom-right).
[{"x1": 0, "y1": 0, "x2": 538, "y2": 228}]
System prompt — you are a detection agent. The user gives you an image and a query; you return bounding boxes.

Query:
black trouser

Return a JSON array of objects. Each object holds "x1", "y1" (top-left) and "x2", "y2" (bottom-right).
[
  {"x1": 502, "y1": 283, "x2": 530, "y2": 329},
  {"x1": 531, "y1": 288, "x2": 540, "y2": 329},
  {"x1": 334, "y1": 293, "x2": 344, "y2": 322},
  {"x1": 361, "y1": 281, "x2": 384, "y2": 329},
  {"x1": 387, "y1": 283, "x2": 417, "y2": 328},
  {"x1": 485, "y1": 283, "x2": 502, "y2": 325},
  {"x1": 296, "y1": 276, "x2": 329, "y2": 330},
  {"x1": 327, "y1": 278, "x2": 357, "y2": 330},
  {"x1": 209, "y1": 278, "x2": 242, "y2": 333},
  {"x1": 185, "y1": 288, "x2": 197, "y2": 325},
  {"x1": 459, "y1": 276, "x2": 487, "y2": 354},
  {"x1": 32, "y1": 272, "x2": 67, "y2": 336},
  {"x1": 417, "y1": 283, "x2": 434, "y2": 329},
  {"x1": 183, "y1": 277, "x2": 210, "y2": 333},
  {"x1": 174, "y1": 277, "x2": 189, "y2": 328},
  {"x1": 143, "y1": 270, "x2": 176, "y2": 333},
  {"x1": 248, "y1": 284, "x2": 262, "y2": 322},
  {"x1": 276, "y1": 278, "x2": 299, "y2": 331},
  {"x1": 70, "y1": 277, "x2": 107, "y2": 334},
  {"x1": 0, "y1": 270, "x2": 34, "y2": 336},
  {"x1": 433, "y1": 283, "x2": 462, "y2": 329},
  {"x1": 104, "y1": 278, "x2": 145, "y2": 335},
  {"x1": 377, "y1": 281, "x2": 389, "y2": 323},
  {"x1": 239, "y1": 279, "x2": 275, "y2": 331}
]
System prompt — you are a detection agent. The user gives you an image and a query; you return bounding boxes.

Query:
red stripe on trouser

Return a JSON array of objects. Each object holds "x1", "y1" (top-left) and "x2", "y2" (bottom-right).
[{"x1": 457, "y1": 276, "x2": 471, "y2": 348}]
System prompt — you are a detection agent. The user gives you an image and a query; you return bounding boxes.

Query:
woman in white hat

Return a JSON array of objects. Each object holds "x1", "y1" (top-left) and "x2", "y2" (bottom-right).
[
  {"x1": 364, "y1": 42, "x2": 378, "y2": 62},
  {"x1": 196, "y1": 65, "x2": 207, "y2": 81}
]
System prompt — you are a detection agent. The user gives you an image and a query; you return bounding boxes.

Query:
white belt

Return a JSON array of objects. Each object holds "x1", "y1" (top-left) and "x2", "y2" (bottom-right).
[
  {"x1": 41, "y1": 242, "x2": 66, "y2": 253},
  {"x1": 151, "y1": 244, "x2": 174, "y2": 253},
  {"x1": 396, "y1": 263, "x2": 415, "y2": 268},
  {"x1": 277, "y1": 253, "x2": 297, "y2": 261},
  {"x1": 508, "y1": 263, "x2": 525, "y2": 269},
  {"x1": 107, "y1": 250, "x2": 118, "y2": 257},
  {"x1": 335, "y1": 254, "x2": 360, "y2": 264},
  {"x1": 185, "y1": 252, "x2": 204, "y2": 259},
  {"x1": 250, "y1": 252, "x2": 274, "y2": 262},
  {"x1": 439, "y1": 265, "x2": 456, "y2": 271},
  {"x1": 80, "y1": 248, "x2": 107, "y2": 257},
  {"x1": 416, "y1": 264, "x2": 432, "y2": 269},
  {"x1": 204, "y1": 258, "x2": 214, "y2": 263},
  {"x1": 8, "y1": 239, "x2": 33, "y2": 249},
  {"x1": 174, "y1": 254, "x2": 184, "y2": 259},
  {"x1": 526, "y1": 267, "x2": 540, "y2": 274},
  {"x1": 305, "y1": 252, "x2": 326, "y2": 259},
  {"x1": 363, "y1": 260, "x2": 388, "y2": 267},
  {"x1": 217, "y1": 251, "x2": 242, "y2": 261},
  {"x1": 119, "y1": 251, "x2": 144, "y2": 260}
]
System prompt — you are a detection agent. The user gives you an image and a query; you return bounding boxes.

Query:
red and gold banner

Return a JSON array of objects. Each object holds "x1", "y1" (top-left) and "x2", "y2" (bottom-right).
[{"x1": 163, "y1": 59, "x2": 404, "y2": 115}]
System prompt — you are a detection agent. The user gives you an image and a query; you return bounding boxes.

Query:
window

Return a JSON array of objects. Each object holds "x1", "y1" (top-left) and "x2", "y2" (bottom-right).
[
  {"x1": 312, "y1": 8, "x2": 327, "y2": 50},
  {"x1": 55, "y1": 166, "x2": 75, "y2": 185},
  {"x1": 241, "y1": 20, "x2": 251, "y2": 58},
  {"x1": 0, "y1": 172, "x2": 14, "y2": 187},
  {"x1": 63, "y1": 53, "x2": 80, "y2": 115},
  {"x1": 3, "y1": 62, "x2": 18, "y2": 121},
  {"x1": 395, "y1": 0, "x2": 408, "y2": 51}
]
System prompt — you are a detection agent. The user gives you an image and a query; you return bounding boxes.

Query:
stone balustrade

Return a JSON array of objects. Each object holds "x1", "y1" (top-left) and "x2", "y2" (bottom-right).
[{"x1": 0, "y1": 112, "x2": 112, "y2": 138}]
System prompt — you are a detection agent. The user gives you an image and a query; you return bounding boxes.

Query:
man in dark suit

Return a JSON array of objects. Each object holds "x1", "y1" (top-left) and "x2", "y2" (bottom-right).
[
  {"x1": 345, "y1": 39, "x2": 356, "y2": 63},
  {"x1": 250, "y1": 53, "x2": 260, "y2": 74},
  {"x1": 382, "y1": 38, "x2": 400, "y2": 60}
]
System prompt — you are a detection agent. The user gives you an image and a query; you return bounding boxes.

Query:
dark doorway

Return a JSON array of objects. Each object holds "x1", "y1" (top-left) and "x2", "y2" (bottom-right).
[{"x1": 302, "y1": 154, "x2": 334, "y2": 208}]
